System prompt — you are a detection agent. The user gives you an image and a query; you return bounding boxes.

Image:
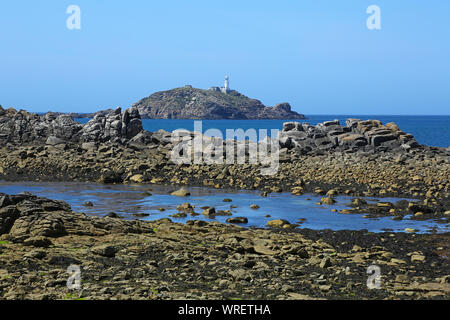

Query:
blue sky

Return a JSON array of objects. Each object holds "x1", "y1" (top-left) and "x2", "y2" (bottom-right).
[{"x1": 0, "y1": 0, "x2": 449, "y2": 115}]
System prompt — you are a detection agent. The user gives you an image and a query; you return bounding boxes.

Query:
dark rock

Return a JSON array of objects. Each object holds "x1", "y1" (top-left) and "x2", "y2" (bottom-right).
[
  {"x1": 92, "y1": 245, "x2": 118, "y2": 258},
  {"x1": 226, "y1": 217, "x2": 248, "y2": 224},
  {"x1": 23, "y1": 236, "x2": 53, "y2": 248},
  {"x1": 105, "y1": 212, "x2": 122, "y2": 218}
]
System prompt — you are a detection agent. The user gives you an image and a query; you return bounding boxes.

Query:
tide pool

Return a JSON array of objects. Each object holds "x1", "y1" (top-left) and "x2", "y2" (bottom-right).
[{"x1": 0, "y1": 181, "x2": 447, "y2": 234}]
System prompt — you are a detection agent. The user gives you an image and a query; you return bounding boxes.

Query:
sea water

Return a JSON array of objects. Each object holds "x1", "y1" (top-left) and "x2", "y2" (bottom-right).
[{"x1": 0, "y1": 181, "x2": 447, "y2": 234}]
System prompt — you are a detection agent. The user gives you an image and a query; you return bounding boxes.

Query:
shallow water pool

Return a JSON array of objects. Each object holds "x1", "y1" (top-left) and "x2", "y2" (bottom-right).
[{"x1": 0, "y1": 181, "x2": 447, "y2": 234}]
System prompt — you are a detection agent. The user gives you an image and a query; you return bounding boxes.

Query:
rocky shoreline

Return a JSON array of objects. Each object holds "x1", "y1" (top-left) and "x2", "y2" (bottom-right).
[
  {"x1": 0, "y1": 193, "x2": 448, "y2": 300},
  {"x1": 0, "y1": 106, "x2": 448, "y2": 300},
  {"x1": 0, "y1": 106, "x2": 448, "y2": 221}
]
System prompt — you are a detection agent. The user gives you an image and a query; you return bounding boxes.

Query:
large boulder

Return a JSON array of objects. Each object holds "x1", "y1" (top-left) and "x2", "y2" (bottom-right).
[
  {"x1": 280, "y1": 118, "x2": 419, "y2": 154},
  {"x1": 80, "y1": 107, "x2": 143, "y2": 143}
]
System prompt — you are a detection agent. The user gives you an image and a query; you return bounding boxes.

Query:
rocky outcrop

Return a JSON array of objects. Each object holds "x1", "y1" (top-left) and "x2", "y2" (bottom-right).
[
  {"x1": 0, "y1": 193, "x2": 153, "y2": 241},
  {"x1": 0, "y1": 106, "x2": 143, "y2": 146},
  {"x1": 132, "y1": 86, "x2": 305, "y2": 119},
  {"x1": 280, "y1": 119, "x2": 419, "y2": 154},
  {"x1": 80, "y1": 107, "x2": 143, "y2": 143},
  {"x1": 0, "y1": 106, "x2": 83, "y2": 146}
]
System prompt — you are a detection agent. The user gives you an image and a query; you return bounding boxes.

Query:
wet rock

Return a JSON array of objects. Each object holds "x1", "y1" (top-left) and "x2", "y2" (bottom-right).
[
  {"x1": 24, "y1": 249, "x2": 47, "y2": 259},
  {"x1": 291, "y1": 187, "x2": 304, "y2": 195},
  {"x1": 132, "y1": 213, "x2": 150, "y2": 218},
  {"x1": 350, "y1": 198, "x2": 367, "y2": 207},
  {"x1": 91, "y1": 245, "x2": 118, "y2": 258},
  {"x1": 170, "y1": 212, "x2": 187, "y2": 218},
  {"x1": 321, "y1": 197, "x2": 336, "y2": 205},
  {"x1": 410, "y1": 254, "x2": 426, "y2": 263},
  {"x1": 99, "y1": 171, "x2": 123, "y2": 184},
  {"x1": 226, "y1": 217, "x2": 248, "y2": 224},
  {"x1": 105, "y1": 212, "x2": 122, "y2": 218},
  {"x1": 176, "y1": 203, "x2": 194, "y2": 213},
  {"x1": 129, "y1": 174, "x2": 145, "y2": 183},
  {"x1": 23, "y1": 236, "x2": 53, "y2": 248},
  {"x1": 202, "y1": 207, "x2": 216, "y2": 216},
  {"x1": 170, "y1": 187, "x2": 190, "y2": 197},
  {"x1": 267, "y1": 219, "x2": 290, "y2": 228},
  {"x1": 229, "y1": 269, "x2": 252, "y2": 282},
  {"x1": 0, "y1": 205, "x2": 20, "y2": 234},
  {"x1": 320, "y1": 257, "x2": 332, "y2": 268}
]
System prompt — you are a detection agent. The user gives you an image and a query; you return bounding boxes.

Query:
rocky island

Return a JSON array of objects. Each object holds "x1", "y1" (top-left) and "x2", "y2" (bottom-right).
[
  {"x1": 72, "y1": 78, "x2": 305, "y2": 120},
  {"x1": 131, "y1": 85, "x2": 305, "y2": 120}
]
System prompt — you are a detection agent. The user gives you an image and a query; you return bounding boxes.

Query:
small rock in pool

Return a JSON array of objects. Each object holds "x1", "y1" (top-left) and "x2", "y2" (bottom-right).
[
  {"x1": 202, "y1": 207, "x2": 216, "y2": 216},
  {"x1": 83, "y1": 201, "x2": 94, "y2": 207},
  {"x1": 267, "y1": 219, "x2": 291, "y2": 228},
  {"x1": 170, "y1": 212, "x2": 187, "y2": 218},
  {"x1": 170, "y1": 187, "x2": 190, "y2": 197},
  {"x1": 176, "y1": 203, "x2": 194, "y2": 213},
  {"x1": 133, "y1": 213, "x2": 150, "y2": 217},
  {"x1": 226, "y1": 217, "x2": 248, "y2": 224},
  {"x1": 105, "y1": 212, "x2": 122, "y2": 219},
  {"x1": 321, "y1": 197, "x2": 336, "y2": 205},
  {"x1": 250, "y1": 204, "x2": 260, "y2": 209},
  {"x1": 223, "y1": 198, "x2": 232, "y2": 202}
]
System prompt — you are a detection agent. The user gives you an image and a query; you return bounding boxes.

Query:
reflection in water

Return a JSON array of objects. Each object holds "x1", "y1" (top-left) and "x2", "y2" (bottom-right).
[{"x1": 0, "y1": 181, "x2": 447, "y2": 234}]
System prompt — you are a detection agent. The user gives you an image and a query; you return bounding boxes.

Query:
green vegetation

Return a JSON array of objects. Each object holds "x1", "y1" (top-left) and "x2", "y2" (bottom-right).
[{"x1": 64, "y1": 292, "x2": 86, "y2": 300}]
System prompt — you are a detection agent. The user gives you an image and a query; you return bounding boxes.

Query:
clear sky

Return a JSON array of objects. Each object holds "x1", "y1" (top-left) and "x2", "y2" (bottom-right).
[{"x1": 1, "y1": 0, "x2": 449, "y2": 115}]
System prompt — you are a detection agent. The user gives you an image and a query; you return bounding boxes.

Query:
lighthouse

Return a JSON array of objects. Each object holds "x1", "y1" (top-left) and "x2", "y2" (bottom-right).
[{"x1": 221, "y1": 75, "x2": 230, "y2": 93}]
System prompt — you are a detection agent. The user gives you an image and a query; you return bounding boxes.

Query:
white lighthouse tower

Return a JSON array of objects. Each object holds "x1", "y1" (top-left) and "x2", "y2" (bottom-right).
[{"x1": 221, "y1": 75, "x2": 230, "y2": 93}]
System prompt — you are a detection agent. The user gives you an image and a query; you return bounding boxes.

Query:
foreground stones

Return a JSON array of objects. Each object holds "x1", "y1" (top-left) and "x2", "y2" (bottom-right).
[{"x1": 0, "y1": 194, "x2": 448, "y2": 300}]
